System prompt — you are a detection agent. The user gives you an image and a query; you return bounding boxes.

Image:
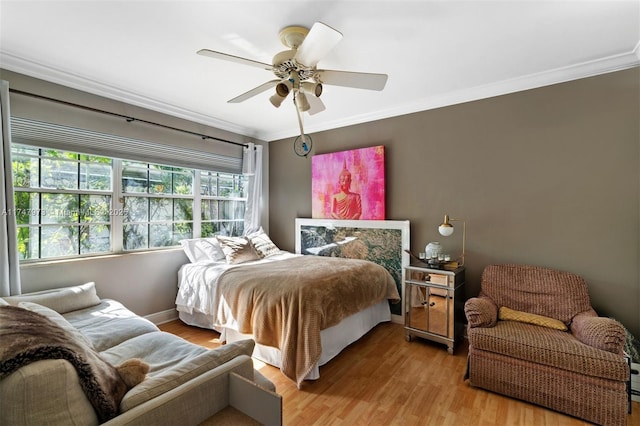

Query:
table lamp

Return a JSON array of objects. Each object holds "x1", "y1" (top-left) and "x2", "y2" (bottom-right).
[{"x1": 438, "y1": 214, "x2": 466, "y2": 266}]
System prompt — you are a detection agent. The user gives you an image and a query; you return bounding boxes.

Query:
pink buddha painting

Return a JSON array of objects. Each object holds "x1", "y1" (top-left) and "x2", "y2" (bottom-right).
[{"x1": 311, "y1": 145, "x2": 385, "y2": 220}]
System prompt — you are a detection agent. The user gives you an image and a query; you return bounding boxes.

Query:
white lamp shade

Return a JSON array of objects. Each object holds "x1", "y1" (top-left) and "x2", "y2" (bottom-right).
[
  {"x1": 438, "y1": 224, "x2": 454, "y2": 236},
  {"x1": 269, "y1": 93, "x2": 286, "y2": 108},
  {"x1": 296, "y1": 92, "x2": 310, "y2": 112}
]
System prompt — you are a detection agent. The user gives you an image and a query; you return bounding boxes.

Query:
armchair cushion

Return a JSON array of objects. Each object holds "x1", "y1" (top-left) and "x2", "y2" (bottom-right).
[
  {"x1": 464, "y1": 296, "x2": 497, "y2": 328},
  {"x1": 480, "y1": 265, "x2": 592, "y2": 324},
  {"x1": 571, "y1": 309, "x2": 626, "y2": 355},
  {"x1": 498, "y1": 306, "x2": 567, "y2": 331},
  {"x1": 468, "y1": 320, "x2": 629, "y2": 381}
]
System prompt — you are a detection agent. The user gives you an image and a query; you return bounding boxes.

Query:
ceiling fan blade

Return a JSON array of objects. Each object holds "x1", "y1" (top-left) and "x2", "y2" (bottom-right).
[
  {"x1": 294, "y1": 22, "x2": 343, "y2": 68},
  {"x1": 228, "y1": 80, "x2": 280, "y2": 103},
  {"x1": 316, "y1": 69, "x2": 388, "y2": 91},
  {"x1": 307, "y1": 95, "x2": 326, "y2": 116},
  {"x1": 197, "y1": 49, "x2": 272, "y2": 70}
]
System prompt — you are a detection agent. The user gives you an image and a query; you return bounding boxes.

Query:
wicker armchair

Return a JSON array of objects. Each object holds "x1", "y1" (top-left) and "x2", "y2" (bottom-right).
[{"x1": 464, "y1": 264, "x2": 629, "y2": 425}]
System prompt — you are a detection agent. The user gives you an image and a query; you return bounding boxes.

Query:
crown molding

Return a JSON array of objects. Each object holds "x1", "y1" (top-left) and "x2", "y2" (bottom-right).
[
  {"x1": 0, "y1": 51, "x2": 258, "y2": 138},
  {"x1": 261, "y1": 46, "x2": 640, "y2": 141},
  {"x1": 3, "y1": 46, "x2": 639, "y2": 143}
]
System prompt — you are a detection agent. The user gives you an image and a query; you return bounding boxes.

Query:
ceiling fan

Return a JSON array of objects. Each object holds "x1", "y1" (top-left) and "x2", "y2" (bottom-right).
[{"x1": 197, "y1": 22, "x2": 388, "y2": 156}]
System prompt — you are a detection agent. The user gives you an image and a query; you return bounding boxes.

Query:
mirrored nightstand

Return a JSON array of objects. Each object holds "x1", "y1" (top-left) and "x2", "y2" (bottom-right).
[{"x1": 404, "y1": 265, "x2": 465, "y2": 354}]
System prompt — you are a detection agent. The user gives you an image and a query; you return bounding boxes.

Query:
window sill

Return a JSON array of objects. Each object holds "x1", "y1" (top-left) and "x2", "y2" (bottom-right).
[{"x1": 19, "y1": 247, "x2": 185, "y2": 268}]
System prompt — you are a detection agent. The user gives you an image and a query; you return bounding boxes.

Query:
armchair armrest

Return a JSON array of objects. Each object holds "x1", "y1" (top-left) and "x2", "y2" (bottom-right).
[
  {"x1": 571, "y1": 309, "x2": 626, "y2": 355},
  {"x1": 464, "y1": 296, "x2": 498, "y2": 328}
]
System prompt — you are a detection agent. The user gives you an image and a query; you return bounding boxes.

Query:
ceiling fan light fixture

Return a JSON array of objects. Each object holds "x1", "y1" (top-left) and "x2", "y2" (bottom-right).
[
  {"x1": 301, "y1": 81, "x2": 322, "y2": 97},
  {"x1": 295, "y1": 92, "x2": 310, "y2": 112},
  {"x1": 198, "y1": 20, "x2": 387, "y2": 131},
  {"x1": 275, "y1": 81, "x2": 292, "y2": 97},
  {"x1": 269, "y1": 92, "x2": 287, "y2": 108}
]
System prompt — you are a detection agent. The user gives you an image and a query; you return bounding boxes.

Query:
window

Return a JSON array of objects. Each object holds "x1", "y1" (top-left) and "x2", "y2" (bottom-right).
[
  {"x1": 11, "y1": 144, "x2": 247, "y2": 261},
  {"x1": 12, "y1": 145, "x2": 112, "y2": 260},
  {"x1": 200, "y1": 171, "x2": 247, "y2": 237},
  {"x1": 122, "y1": 161, "x2": 194, "y2": 250}
]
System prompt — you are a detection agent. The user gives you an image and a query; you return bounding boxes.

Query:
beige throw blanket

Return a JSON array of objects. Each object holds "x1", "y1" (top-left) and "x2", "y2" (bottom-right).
[
  {"x1": 217, "y1": 255, "x2": 400, "y2": 387},
  {"x1": 0, "y1": 306, "x2": 131, "y2": 422}
]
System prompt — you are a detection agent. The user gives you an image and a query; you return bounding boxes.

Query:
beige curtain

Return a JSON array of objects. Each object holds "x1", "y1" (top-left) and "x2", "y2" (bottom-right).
[{"x1": 0, "y1": 80, "x2": 21, "y2": 296}]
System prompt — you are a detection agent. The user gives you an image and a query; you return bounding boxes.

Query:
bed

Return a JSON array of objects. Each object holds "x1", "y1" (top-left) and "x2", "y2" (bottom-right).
[{"x1": 175, "y1": 221, "x2": 408, "y2": 387}]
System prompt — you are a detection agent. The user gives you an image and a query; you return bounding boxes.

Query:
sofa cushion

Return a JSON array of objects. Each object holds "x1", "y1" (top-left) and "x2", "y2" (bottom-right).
[
  {"x1": 498, "y1": 306, "x2": 567, "y2": 331},
  {"x1": 64, "y1": 300, "x2": 159, "y2": 352},
  {"x1": 468, "y1": 320, "x2": 628, "y2": 381},
  {"x1": 2, "y1": 282, "x2": 100, "y2": 314},
  {"x1": 18, "y1": 301, "x2": 95, "y2": 349},
  {"x1": 98, "y1": 333, "x2": 255, "y2": 411}
]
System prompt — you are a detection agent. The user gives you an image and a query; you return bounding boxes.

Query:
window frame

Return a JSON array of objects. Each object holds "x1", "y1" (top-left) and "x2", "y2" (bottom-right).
[{"x1": 11, "y1": 143, "x2": 248, "y2": 263}]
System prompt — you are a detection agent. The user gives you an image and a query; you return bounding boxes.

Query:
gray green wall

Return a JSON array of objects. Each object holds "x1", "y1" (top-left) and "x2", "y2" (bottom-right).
[{"x1": 268, "y1": 68, "x2": 640, "y2": 337}]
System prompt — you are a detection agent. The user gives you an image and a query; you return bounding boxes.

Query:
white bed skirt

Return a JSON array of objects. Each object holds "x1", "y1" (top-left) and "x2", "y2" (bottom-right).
[{"x1": 178, "y1": 300, "x2": 391, "y2": 381}]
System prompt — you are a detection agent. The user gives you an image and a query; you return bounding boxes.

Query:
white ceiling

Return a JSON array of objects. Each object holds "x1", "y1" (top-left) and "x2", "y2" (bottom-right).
[{"x1": 1, "y1": 1, "x2": 639, "y2": 142}]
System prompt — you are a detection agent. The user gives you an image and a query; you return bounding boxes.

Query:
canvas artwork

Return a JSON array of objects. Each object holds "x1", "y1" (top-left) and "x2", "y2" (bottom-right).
[
  {"x1": 295, "y1": 218, "x2": 410, "y2": 318},
  {"x1": 311, "y1": 145, "x2": 385, "y2": 220}
]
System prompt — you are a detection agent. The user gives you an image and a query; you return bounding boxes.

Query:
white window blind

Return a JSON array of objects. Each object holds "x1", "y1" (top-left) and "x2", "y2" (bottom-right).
[{"x1": 10, "y1": 117, "x2": 243, "y2": 174}]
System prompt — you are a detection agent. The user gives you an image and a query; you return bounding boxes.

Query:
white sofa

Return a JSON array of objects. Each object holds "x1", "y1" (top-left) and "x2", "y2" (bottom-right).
[{"x1": 0, "y1": 282, "x2": 281, "y2": 425}]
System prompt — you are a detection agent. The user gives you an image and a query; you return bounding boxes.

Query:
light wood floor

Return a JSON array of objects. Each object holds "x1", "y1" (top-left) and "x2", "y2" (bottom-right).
[{"x1": 159, "y1": 320, "x2": 640, "y2": 426}]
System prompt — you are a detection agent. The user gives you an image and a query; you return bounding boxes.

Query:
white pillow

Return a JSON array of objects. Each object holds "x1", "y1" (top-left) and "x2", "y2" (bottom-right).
[
  {"x1": 2, "y1": 282, "x2": 100, "y2": 314},
  {"x1": 247, "y1": 227, "x2": 281, "y2": 258},
  {"x1": 180, "y1": 237, "x2": 226, "y2": 263}
]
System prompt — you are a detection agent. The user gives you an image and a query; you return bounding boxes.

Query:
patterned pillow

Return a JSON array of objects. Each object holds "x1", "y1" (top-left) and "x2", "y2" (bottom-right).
[
  {"x1": 499, "y1": 306, "x2": 568, "y2": 331},
  {"x1": 247, "y1": 228, "x2": 281, "y2": 258},
  {"x1": 216, "y1": 236, "x2": 261, "y2": 264}
]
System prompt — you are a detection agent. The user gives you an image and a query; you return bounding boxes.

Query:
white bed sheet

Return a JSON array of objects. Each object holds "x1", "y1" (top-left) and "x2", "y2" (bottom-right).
[
  {"x1": 175, "y1": 251, "x2": 299, "y2": 321},
  {"x1": 178, "y1": 299, "x2": 391, "y2": 380}
]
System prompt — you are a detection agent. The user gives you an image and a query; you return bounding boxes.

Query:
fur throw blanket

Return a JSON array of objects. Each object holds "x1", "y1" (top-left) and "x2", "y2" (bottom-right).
[
  {"x1": 216, "y1": 255, "x2": 400, "y2": 387},
  {"x1": 0, "y1": 305, "x2": 148, "y2": 423}
]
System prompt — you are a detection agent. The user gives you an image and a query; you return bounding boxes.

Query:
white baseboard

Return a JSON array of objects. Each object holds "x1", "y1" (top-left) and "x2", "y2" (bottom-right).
[
  {"x1": 391, "y1": 314, "x2": 403, "y2": 324},
  {"x1": 145, "y1": 308, "x2": 178, "y2": 325}
]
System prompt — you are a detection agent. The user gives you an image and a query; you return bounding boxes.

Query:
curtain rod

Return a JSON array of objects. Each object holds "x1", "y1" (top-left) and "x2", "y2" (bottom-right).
[{"x1": 9, "y1": 88, "x2": 250, "y2": 149}]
